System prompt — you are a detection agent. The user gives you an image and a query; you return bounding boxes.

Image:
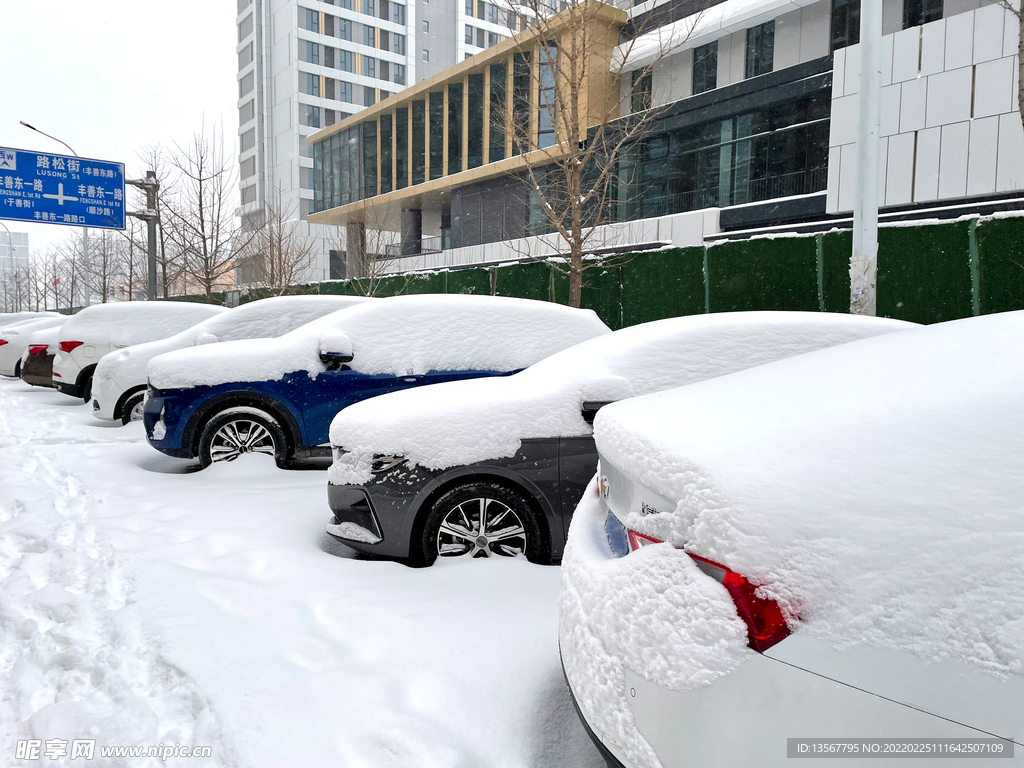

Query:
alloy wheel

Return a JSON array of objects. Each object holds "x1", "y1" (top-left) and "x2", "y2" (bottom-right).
[
  {"x1": 436, "y1": 497, "x2": 527, "y2": 558},
  {"x1": 209, "y1": 419, "x2": 277, "y2": 463},
  {"x1": 129, "y1": 400, "x2": 145, "y2": 422}
]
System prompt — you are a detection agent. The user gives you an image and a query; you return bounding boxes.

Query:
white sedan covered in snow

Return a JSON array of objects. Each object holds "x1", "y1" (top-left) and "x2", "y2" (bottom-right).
[
  {"x1": 91, "y1": 295, "x2": 369, "y2": 425},
  {"x1": 560, "y1": 311, "x2": 1024, "y2": 768}
]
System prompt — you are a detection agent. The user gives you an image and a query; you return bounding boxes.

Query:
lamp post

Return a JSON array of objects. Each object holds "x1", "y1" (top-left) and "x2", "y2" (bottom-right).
[
  {"x1": 20, "y1": 121, "x2": 91, "y2": 308},
  {"x1": 0, "y1": 219, "x2": 13, "y2": 311}
]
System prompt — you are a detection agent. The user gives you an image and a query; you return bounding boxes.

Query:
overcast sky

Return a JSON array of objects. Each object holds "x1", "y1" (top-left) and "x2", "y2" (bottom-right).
[{"x1": 0, "y1": 0, "x2": 238, "y2": 253}]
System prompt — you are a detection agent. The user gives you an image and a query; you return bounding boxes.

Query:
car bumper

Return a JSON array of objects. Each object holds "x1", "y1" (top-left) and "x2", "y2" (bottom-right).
[
  {"x1": 142, "y1": 389, "x2": 192, "y2": 458},
  {"x1": 51, "y1": 353, "x2": 82, "y2": 397},
  {"x1": 90, "y1": 374, "x2": 121, "y2": 421},
  {"x1": 53, "y1": 380, "x2": 81, "y2": 398}
]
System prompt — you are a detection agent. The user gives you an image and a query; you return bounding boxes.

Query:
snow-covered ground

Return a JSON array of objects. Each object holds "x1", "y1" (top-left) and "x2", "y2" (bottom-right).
[{"x1": 0, "y1": 377, "x2": 601, "y2": 767}]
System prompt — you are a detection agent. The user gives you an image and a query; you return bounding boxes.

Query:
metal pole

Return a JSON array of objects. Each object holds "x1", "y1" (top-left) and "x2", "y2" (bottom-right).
[
  {"x1": 851, "y1": 0, "x2": 882, "y2": 316},
  {"x1": 145, "y1": 171, "x2": 158, "y2": 300}
]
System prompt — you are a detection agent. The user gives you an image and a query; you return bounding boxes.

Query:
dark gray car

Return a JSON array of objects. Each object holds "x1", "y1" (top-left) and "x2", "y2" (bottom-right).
[{"x1": 327, "y1": 313, "x2": 917, "y2": 565}]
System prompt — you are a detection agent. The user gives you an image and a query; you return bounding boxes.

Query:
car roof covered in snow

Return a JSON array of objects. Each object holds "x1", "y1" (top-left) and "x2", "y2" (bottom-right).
[
  {"x1": 146, "y1": 294, "x2": 612, "y2": 391},
  {"x1": 594, "y1": 310, "x2": 1024, "y2": 676},
  {"x1": 59, "y1": 302, "x2": 226, "y2": 348},
  {"x1": 94, "y1": 295, "x2": 370, "y2": 386},
  {"x1": 327, "y1": 312, "x2": 914, "y2": 483},
  {"x1": 0, "y1": 315, "x2": 67, "y2": 339}
]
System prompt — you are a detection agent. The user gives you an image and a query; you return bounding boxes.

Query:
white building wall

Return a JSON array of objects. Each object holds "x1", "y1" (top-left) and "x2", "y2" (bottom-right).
[{"x1": 827, "y1": 4, "x2": 1024, "y2": 213}]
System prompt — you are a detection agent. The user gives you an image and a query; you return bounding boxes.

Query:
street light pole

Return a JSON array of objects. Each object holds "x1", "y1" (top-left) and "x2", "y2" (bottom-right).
[
  {"x1": 851, "y1": 0, "x2": 882, "y2": 315},
  {"x1": 20, "y1": 121, "x2": 90, "y2": 308},
  {"x1": 126, "y1": 172, "x2": 160, "y2": 301}
]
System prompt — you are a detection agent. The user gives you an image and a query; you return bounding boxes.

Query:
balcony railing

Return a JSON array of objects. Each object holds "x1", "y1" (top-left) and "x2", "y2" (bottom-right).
[{"x1": 383, "y1": 235, "x2": 443, "y2": 258}]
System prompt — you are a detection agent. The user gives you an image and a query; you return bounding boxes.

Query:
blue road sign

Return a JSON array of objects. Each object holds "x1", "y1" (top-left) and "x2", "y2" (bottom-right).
[{"x1": 0, "y1": 146, "x2": 125, "y2": 231}]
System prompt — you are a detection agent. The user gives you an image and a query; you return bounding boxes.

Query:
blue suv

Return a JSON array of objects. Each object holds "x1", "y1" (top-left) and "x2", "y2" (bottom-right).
[{"x1": 143, "y1": 295, "x2": 610, "y2": 468}]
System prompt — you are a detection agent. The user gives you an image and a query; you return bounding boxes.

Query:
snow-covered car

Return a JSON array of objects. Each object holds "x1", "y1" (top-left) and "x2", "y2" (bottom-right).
[
  {"x1": 0, "y1": 315, "x2": 68, "y2": 377},
  {"x1": 325, "y1": 312, "x2": 914, "y2": 564},
  {"x1": 560, "y1": 311, "x2": 1024, "y2": 768},
  {"x1": 91, "y1": 295, "x2": 369, "y2": 425},
  {"x1": 0, "y1": 310, "x2": 58, "y2": 328},
  {"x1": 20, "y1": 325, "x2": 62, "y2": 388},
  {"x1": 52, "y1": 302, "x2": 226, "y2": 402},
  {"x1": 143, "y1": 295, "x2": 612, "y2": 469}
]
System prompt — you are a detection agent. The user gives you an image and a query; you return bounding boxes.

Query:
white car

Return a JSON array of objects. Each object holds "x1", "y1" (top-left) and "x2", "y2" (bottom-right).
[
  {"x1": 53, "y1": 302, "x2": 226, "y2": 402},
  {"x1": 0, "y1": 310, "x2": 59, "y2": 329},
  {"x1": 560, "y1": 311, "x2": 1024, "y2": 768},
  {"x1": 0, "y1": 315, "x2": 67, "y2": 377},
  {"x1": 91, "y1": 295, "x2": 369, "y2": 425}
]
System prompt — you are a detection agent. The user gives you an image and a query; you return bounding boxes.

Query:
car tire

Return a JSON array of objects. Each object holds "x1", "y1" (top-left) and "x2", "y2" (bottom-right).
[
  {"x1": 417, "y1": 482, "x2": 544, "y2": 566},
  {"x1": 13, "y1": 359, "x2": 20, "y2": 378},
  {"x1": 120, "y1": 391, "x2": 146, "y2": 425},
  {"x1": 197, "y1": 406, "x2": 288, "y2": 469},
  {"x1": 80, "y1": 369, "x2": 94, "y2": 402}
]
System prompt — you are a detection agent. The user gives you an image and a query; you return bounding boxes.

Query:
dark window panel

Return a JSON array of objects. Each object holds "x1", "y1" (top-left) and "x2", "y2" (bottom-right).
[
  {"x1": 429, "y1": 91, "x2": 445, "y2": 179},
  {"x1": 692, "y1": 40, "x2": 717, "y2": 95},
  {"x1": 412, "y1": 100, "x2": 426, "y2": 184},
  {"x1": 396, "y1": 106, "x2": 409, "y2": 188},
  {"x1": 380, "y1": 113, "x2": 393, "y2": 193},
  {"x1": 448, "y1": 82, "x2": 463, "y2": 174},
  {"x1": 467, "y1": 73, "x2": 485, "y2": 169},
  {"x1": 362, "y1": 121, "x2": 378, "y2": 198},
  {"x1": 489, "y1": 63, "x2": 506, "y2": 163}
]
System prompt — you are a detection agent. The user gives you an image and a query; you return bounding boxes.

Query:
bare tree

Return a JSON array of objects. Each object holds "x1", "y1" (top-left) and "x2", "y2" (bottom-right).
[
  {"x1": 163, "y1": 124, "x2": 251, "y2": 301},
  {"x1": 335, "y1": 207, "x2": 411, "y2": 296},
  {"x1": 238, "y1": 187, "x2": 317, "y2": 295},
  {"x1": 136, "y1": 144, "x2": 181, "y2": 299},
  {"x1": 502, "y1": 0, "x2": 702, "y2": 306},
  {"x1": 118, "y1": 217, "x2": 151, "y2": 301}
]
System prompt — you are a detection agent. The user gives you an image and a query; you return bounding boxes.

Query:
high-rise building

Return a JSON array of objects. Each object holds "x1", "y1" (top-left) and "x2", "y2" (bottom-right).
[
  {"x1": 235, "y1": 0, "x2": 519, "y2": 283},
  {"x1": 0, "y1": 230, "x2": 29, "y2": 278}
]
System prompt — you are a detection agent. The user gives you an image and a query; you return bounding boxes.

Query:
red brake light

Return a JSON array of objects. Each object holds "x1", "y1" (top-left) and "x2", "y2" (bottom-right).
[
  {"x1": 626, "y1": 530, "x2": 791, "y2": 653},
  {"x1": 59, "y1": 341, "x2": 84, "y2": 353},
  {"x1": 28, "y1": 344, "x2": 49, "y2": 356},
  {"x1": 0, "y1": 339, "x2": 7, "y2": 346}
]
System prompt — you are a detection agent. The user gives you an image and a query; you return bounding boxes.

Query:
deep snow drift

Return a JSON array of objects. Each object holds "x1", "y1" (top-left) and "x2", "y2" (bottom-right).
[{"x1": 0, "y1": 378, "x2": 601, "y2": 767}]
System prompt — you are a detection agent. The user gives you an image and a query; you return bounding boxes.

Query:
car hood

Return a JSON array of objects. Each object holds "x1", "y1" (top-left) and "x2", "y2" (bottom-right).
[{"x1": 95, "y1": 334, "x2": 193, "y2": 388}]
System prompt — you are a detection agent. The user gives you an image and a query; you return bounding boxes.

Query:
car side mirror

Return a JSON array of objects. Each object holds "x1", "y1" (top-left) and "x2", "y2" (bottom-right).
[
  {"x1": 581, "y1": 401, "x2": 614, "y2": 424},
  {"x1": 317, "y1": 334, "x2": 353, "y2": 368},
  {"x1": 319, "y1": 350, "x2": 354, "y2": 365}
]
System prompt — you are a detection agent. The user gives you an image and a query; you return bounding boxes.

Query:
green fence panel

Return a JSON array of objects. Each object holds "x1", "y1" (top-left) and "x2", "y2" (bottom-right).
[
  {"x1": 446, "y1": 268, "x2": 491, "y2": 295},
  {"x1": 549, "y1": 264, "x2": 623, "y2": 329},
  {"x1": 706, "y1": 235, "x2": 819, "y2": 313},
  {"x1": 493, "y1": 260, "x2": 553, "y2": 301},
  {"x1": 820, "y1": 230, "x2": 852, "y2": 313},
  {"x1": 975, "y1": 217, "x2": 1024, "y2": 316},
  {"x1": 877, "y1": 222, "x2": 972, "y2": 324},
  {"x1": 621, "y1": 248, "x2": 706, "y2": 326}
]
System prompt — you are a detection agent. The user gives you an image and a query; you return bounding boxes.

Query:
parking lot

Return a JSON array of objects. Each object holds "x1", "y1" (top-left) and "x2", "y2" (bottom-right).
[{"x1": 0, "y1": 377, "x2": 603, "y2": 767}]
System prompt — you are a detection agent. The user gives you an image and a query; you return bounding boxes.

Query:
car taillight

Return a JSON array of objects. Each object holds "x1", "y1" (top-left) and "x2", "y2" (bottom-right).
[
  {"x1": 627, "y1": 530, "x2": 791, "y2": 653},
  {"x1": 0, "y1": 339, "x2": 7, "y2": 346},
  {"x1": 28, "y1": 344, "x2": 49, "y2": 356},
  {"x1": 59, "y1": 341, "x2": 84, "y2": 353}
]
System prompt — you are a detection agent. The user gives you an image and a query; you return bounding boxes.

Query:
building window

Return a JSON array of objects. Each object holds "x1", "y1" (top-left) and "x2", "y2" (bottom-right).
[
  {"x1": 240, "y1": 127, "x2": 256, "y2": 152},
  {"x1": 631, "y1": 69, "x2": 652, "y2": 112},
  {"x1": 380, "y1": 113, "x2": 393, "y2": 193},
  {"x1": 396, "y1": 106, "x2": 409, "y2": 188},
  {"x1": 241, "y1": 156, "x2": 257, "y2": 179},
  {"x1": 394, "y1": 63, "x2": 407, "y2": 85},
  {"x1": 304, "y1": 8, "x2": 320, "y2": 32},
  {"x1": 340, "y1": 80, "x2": 353, "y2": 102},
  {"x1": 465, "y1": 25, "x2": 474, "y2": 44},
  {"x1": 477, "y1": 0, "x2": 486, "y2": 19},
  {"x1": 305, "y1": 41, "x2": 320, "y2": 64},
  {"x1": 305, "y1": 72, "x2": 321, "y2": 96},
  {"x1": 412, "y1": 100, "x2": 426, "y2": 184},
  {"x1": 238, "y1": 13, "x2": 253, "y2": 41},
  {"x1": 325, "y1": 14, "x2": 335, "y2": 36},
  {"x1": 338, "y1": 0, "x2": 353, "y2": 10},
  {"x1": 467, "y1": 73, "x2": 484, "y2": 169},
  {"x1": 329, "y1": 250, "x2": 346, "y2": 280},
  {"x1": 487, "y1": 3, "x2": 499, "y2": 23},
  {"x1": 512, "y1": 51, "x2": 530, "y2": 155},
  {"x1": 338, "y1": 49, "x2": 353, "y2": 71},
  {"x1": 394, "y1": 33, "x2": 405, "y2": 54},
  {"x1": 380, "y1": 60, "x2": 390, "y2": 81},
  {"x1": 238, "y1": 41, "x2": 254, "y2": 69},
  {"x1": 745, "y1": 21, "x2": 774, "y2": 79},
  {"x1": 239, "y1": 71, "x2": 255, "y2": 97},
  {"x1": 476, "y1": 28, "x2": 485, "y2": 47},
  {"x1": 903, "y1": 0, "x2": 942, "y2": 28},
  {"x1": 506, "y1": 9, "x2": 516, "y2": 30},
  {"x1": 429, "y1": 91, "x2": 444, "y2": 179},
  {"x1": 364, "y1": 86, "x2": 377, "y2": 106},
  {"x1": 423, "y1": 20, "x2": 429, "y2": 31},
  {"x1": 490, "y1": 31, "x2": 500, "y2": 46},
  {"x1": 465, "y1": 0, "x2": 473, "y2": 14},
  {"x1": 448, "y1": 81, "x2": 463, "y2": 174},
  {"x1": 325, "y1": 77, "x2": 336, "y2": 100},
  {"x1": 365, "y1": 0, "x2": 375, "y2": 16},
  {"x1": 338, "y1": 18, "x2": 352, "y2": 40},
  {"x1": 692, "y1": 41, "x2": 717, "y2": 94},
  {"x1": 422, "y1": 48, "x2": 429, "y2": 61},
  {"x1": 364, "y1": 56, "x2": 376, "y2": 78},
  {"x1": 362, "y1": 120, "x2": 377, "y2": 198},
  {"x1": 326, "y1": 108, "x2": 337, "y2": 126},
  {"x1": 537, "y1": 44, "x2": 557, "y2": 149},
  {"x1": 380, "y1": 0, "x2": 390, "y2": 20},
  {"x1": 241, "y1": 184, "x2": 257, "y2": 205},
  {"x1": 394, "y1": 3, "x2": 406, "y2": 24},
  {"x1": 489, "y1": 62, "x2": 506, "y2": 163},
  {"x1": 831, "y1": 0, "x2": 860, "y2": 49},
  {"x1": 380, "y1": 29, "x2": 390, "y2": 50},
  {"x1": 239, "y1": 99, "x2": 255, "y2": 124},
  {"x1": 365, "y1": 25, "x2": 375, "y2": 46},
  {"x1": 306, "y1": 105, "x2": 321, "y2": 127}
]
